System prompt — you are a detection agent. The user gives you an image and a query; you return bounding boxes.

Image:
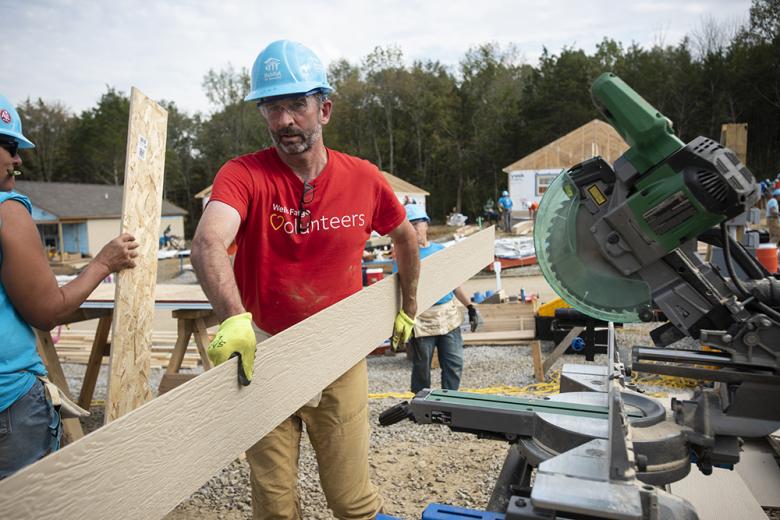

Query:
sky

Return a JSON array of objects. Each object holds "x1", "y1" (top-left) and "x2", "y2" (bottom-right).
[{"x1": 2, "y1": 0, "x2": 752, "y2": 115}]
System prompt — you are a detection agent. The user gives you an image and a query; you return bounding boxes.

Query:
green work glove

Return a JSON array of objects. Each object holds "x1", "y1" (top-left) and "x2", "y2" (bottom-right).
[
  {"x1": 390, "y1": 309, "x2": 415, "y2": 352},
  {"x1": 207, "y1": 312, "x2": 256, "y2": 386}
]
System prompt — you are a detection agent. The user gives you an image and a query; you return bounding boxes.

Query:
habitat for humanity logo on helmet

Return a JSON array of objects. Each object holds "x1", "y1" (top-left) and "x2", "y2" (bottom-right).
[
  {"x1": 264, "y1": 58, "x2": 281, "y2": 81},
  {"x1": 0, "y1": 110, "x2": 10, "y2": 124}
]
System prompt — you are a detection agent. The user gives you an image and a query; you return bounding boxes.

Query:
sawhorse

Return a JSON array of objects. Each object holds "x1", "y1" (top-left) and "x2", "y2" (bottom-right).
[
  {"x1": 34, "y1": 307, "x2": 112, "y2": 445},
  {"x1": 530, "y1": 326, "x2": 585, "y2": 382},
  {"x1": 158, "y1": 309, "x2": 217, "y2": 394},
  {"x1": 36, "y1": 307, "x2": 216, "y2": 444}
]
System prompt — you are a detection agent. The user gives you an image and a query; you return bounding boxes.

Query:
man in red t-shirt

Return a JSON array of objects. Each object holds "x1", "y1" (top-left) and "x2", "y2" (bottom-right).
[{"x1": 191, "y1": 40, "x2": 420, "y2": 520}]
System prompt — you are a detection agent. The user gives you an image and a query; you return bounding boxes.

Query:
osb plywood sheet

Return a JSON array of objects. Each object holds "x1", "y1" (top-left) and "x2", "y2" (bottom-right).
[
  {"x1": 0, "y1": 228, "x2": 494, "y2": 520},
  {"x1": 105, "y1": 87, "x2": 168, "y2": 423}
]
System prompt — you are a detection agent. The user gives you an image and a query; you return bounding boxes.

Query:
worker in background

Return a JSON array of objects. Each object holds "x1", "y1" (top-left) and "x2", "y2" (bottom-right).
[
  {"x1": 0, "y1": 94, "x2": 138, "y2": 479},
  {"x1": 396, "y1": 205, "x2": 479, "y2": 393},
  {"x1": 498, "y1": 190, "x2": 513, "y2": 232},
  {"x1": 528, "y1": 200, "x2": 539, "y2": 221},
  {"x1": 190, "y1": 40, "x2": 419, "y2": 520},
  {"x1": 483, "y1": 198, "x2": 499, "y2": 227},
  {"x1": 767, "y1": 189, "x2": 780, "y2": 245}
]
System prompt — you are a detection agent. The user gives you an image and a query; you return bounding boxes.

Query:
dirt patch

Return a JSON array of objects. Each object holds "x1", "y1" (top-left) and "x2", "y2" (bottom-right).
[{"x1": 370, "y1": 436, "x2": 505, "y2": 518}]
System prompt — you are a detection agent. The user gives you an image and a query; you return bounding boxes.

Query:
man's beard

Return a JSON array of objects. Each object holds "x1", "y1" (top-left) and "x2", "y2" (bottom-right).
[{"x1": 270, "y1": 124, "x2": 322, "y2": 155}]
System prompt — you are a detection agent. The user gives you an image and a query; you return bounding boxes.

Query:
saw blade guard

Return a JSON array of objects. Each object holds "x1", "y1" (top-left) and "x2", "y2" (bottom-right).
[{"x1": 534, "y1": 171, "x2": 652, "y2": 323}]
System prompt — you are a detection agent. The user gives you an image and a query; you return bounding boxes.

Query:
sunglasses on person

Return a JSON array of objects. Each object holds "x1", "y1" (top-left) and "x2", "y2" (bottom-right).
[
  {"x1": 297, "y1": 180, "x2": 315, "y2": 233},
  {"x1": 0, "y1": 139, "x2": 19, "y2": 157}
]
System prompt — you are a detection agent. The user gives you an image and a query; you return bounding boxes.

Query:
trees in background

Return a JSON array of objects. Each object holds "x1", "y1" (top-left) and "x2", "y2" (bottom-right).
[{"x1": 13, "y1": 0, "x2": 780, "y2": 234}]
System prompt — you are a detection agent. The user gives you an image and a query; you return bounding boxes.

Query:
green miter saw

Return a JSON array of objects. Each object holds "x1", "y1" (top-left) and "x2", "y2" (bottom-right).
[{"x1": 535, "y1": 72, "x2": 760, "y2": 323}]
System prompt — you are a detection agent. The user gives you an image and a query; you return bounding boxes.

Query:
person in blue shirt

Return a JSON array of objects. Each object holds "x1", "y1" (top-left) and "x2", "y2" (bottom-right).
[
  {"x1": 0, "y1": 94, "x2": 139, "y2": 479},
  {"x1": 395, "y1": 205, "x2": 479, "y2": 392},
  {"x1": 768, "y1": 189, "x2": 780, "y2": 245},
  {"x1": 498, "y1": 190, "x2": 513, "y2": 232}
]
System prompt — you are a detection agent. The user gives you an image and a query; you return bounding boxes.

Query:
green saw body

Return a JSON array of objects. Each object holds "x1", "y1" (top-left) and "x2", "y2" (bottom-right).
[{"x1": 535, "y1": 73, "x2": 759, "y2": 322}]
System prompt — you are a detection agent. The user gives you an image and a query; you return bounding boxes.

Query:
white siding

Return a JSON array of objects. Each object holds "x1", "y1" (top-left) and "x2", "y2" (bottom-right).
[
  {"x1": 507, "y1": 168, "x2": 561, "y2": 213},
  {"x1": 87, "y1": 219, "x2": 122, "y2": 256}
]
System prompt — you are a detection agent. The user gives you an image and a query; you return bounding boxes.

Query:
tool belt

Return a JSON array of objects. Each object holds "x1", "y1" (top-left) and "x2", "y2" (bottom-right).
[
  {"x1": 35, "y1": 375, "x2": 91, "y2": 419},
  {"x1": 414, "y1": 299, "x2": 464, "y2": 338}
]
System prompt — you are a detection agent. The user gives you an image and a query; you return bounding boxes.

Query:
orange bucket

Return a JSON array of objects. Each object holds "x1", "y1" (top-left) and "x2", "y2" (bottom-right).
[{"x1": 756, "y1": 244, "x2": 778, "y2": 273}]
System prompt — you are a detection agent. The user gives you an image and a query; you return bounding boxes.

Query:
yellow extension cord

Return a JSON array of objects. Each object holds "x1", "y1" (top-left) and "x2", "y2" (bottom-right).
[
  {"x1": 83, "y1": 372, "x2": 697, "y2": 407},
  {"x1": 368, "y1": 371, "x2": 698, "y2": 400}
]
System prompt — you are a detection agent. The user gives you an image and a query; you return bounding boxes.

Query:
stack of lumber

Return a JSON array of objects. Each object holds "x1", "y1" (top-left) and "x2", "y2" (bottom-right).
[
  {"x1": 54, "y1": 329, "x2": 204, "y2": 369},
  {"x1": 86, "y1": 283, "x2": 207, "y2": 304},
  {"x1": 511, "y1": 220, "x2": 534, "y2": 236},
  {"x1": 462, "y1": 301, "x2": 536, "y2": 345}
]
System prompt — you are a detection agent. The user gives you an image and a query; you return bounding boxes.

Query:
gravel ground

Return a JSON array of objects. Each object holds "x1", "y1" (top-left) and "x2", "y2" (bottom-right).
[{"x1": 62, "y1": 325, "x2": 778, "y2": 519}]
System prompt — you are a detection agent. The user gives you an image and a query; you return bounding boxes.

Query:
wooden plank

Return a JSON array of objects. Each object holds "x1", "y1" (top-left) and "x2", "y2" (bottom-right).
[
  {"x1": 87, "y1": 283, "x2": 207, "y2": 303},
  {"x1": 158, "y1": 373, "x2": 197, "y2": 395},
  {"x1": 531, "y1": 340, "x2": 544, "y2": 381},
  {"x1": 105, "y1": 87, "x2": 168, "y2": 423},
  {"x1": 165, "y1": 319, "x2": 193, "y2": 374},
  {"x1": 77, "y1": 315, "x2": 112, "y2": 409},
  {"x1": 478, "y1": 317, "x2": 535, "y2": 333},
  {"x1": 541, "y1": 326, "x2": 584, "y2": 376},
  {"x1": 34, "y1": 330, "x2": 84, "y2": 443},
  {"x1": 0, "y1": 227, "x2": 494, "y2": 520},
  {"x1": 192, "y1": 318, "x2": 213, "y2": 370},
  {"x1": 720, "y1": 123, "x2": 748, "y2": 165},
  {"x1": 461, "y1": 330, "x2": 535, "y2": 344},
  {"x1": 671, "y1": 466, "x2": 768, "y2": 520}
]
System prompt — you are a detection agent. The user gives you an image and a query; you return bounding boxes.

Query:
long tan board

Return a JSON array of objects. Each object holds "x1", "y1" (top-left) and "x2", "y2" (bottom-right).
[
  {"x1": 0, "y1": 227, "x2": 494, "y2": 520},
  {"x1": 105, "y1": 87, "x2": 168, "y2": 422}
]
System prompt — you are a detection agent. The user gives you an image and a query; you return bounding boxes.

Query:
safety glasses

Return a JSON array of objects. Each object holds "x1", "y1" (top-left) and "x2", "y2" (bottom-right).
[
  {"x1": 296, "y1": 180, "x2": 315, "y2": 233},
  {"x1": 259, "y1": 96, "x2": 312, "y2": 119},
  {"x1": 0, "y1": 139, "x2": 19, "y2": 157}
]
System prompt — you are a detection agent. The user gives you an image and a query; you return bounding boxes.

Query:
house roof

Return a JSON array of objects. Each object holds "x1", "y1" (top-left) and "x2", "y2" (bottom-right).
[
  {"x1": 14, "y1": 181, "x2": 188, "y2": 219},
  {"x1": 502, "y1": 119, "x2": 629, "y2": 173},
  {"x1": 380, "y1": 171, "x2": 429, "y2": 196},
  {"x1": 193, "y1": 170, "x2": 429, "y2": 199}
]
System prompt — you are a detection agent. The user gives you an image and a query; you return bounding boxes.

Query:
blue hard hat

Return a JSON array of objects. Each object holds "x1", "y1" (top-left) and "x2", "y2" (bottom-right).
[
  {"x1": 0, "y1": 95, "x2": 34, "y2": 149},
  {"x1": 245, "y1": 40, "x2": 333, "y2": 103},
  {"x1": 405, "y1": 204, "x2": 430, "y2": 223},
  {"x1": 773, "y1": 189, "x2": 780, "y2": 197},
  {"x1": 501, "y1": 190, "x2": 509, "y2": 197}
]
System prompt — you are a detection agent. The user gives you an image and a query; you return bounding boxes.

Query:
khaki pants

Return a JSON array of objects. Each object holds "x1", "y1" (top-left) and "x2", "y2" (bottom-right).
[{"x1": 245, "y1": 359, "x2": 382, "y2": 520}]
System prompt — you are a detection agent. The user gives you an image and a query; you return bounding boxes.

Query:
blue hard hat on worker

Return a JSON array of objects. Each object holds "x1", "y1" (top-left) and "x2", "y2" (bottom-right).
[
  {"x1": 0, "y1": 95, "x2": 35, "y2": 149},
  {"x1": 405, "y1": 204, "x2": 430, "y2": 223},
  {"x1": 245, "y1": 40, "x2": 333, "y2": 103},
  {"x1": 773, "y1": 189, "x2": 780, "y2": 197}
]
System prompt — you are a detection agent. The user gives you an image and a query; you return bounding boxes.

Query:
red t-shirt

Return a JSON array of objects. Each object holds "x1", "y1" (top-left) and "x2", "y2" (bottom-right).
[{"x1": 209, "y1": 147, "x2": 405, "y2": 334}]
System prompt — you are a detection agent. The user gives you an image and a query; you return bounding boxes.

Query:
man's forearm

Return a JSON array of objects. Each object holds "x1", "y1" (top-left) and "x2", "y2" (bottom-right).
[
  {"x1": 191, "y1": 237, "x2": 246, "y2": 322},
  {"x1": 453, "y1": 286, "x2": 471, "y2": 308},
  {"x1": 394, "y1": 238, "x2": 420, "y2": 317}
]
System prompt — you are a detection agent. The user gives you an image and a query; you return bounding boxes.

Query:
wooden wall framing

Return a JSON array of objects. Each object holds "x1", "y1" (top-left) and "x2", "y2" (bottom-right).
[
  {"x1": 0, "y1": 228, "x2": 494, "y2": 519},
  {"x1": 105, "y1": 87, "x2": 168, "y2": 422}
]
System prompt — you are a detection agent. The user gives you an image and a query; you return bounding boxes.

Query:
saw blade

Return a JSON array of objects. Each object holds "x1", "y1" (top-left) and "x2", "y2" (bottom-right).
[{"x1": 534, "y1": 171, "x2": 651, "y2": 323}]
